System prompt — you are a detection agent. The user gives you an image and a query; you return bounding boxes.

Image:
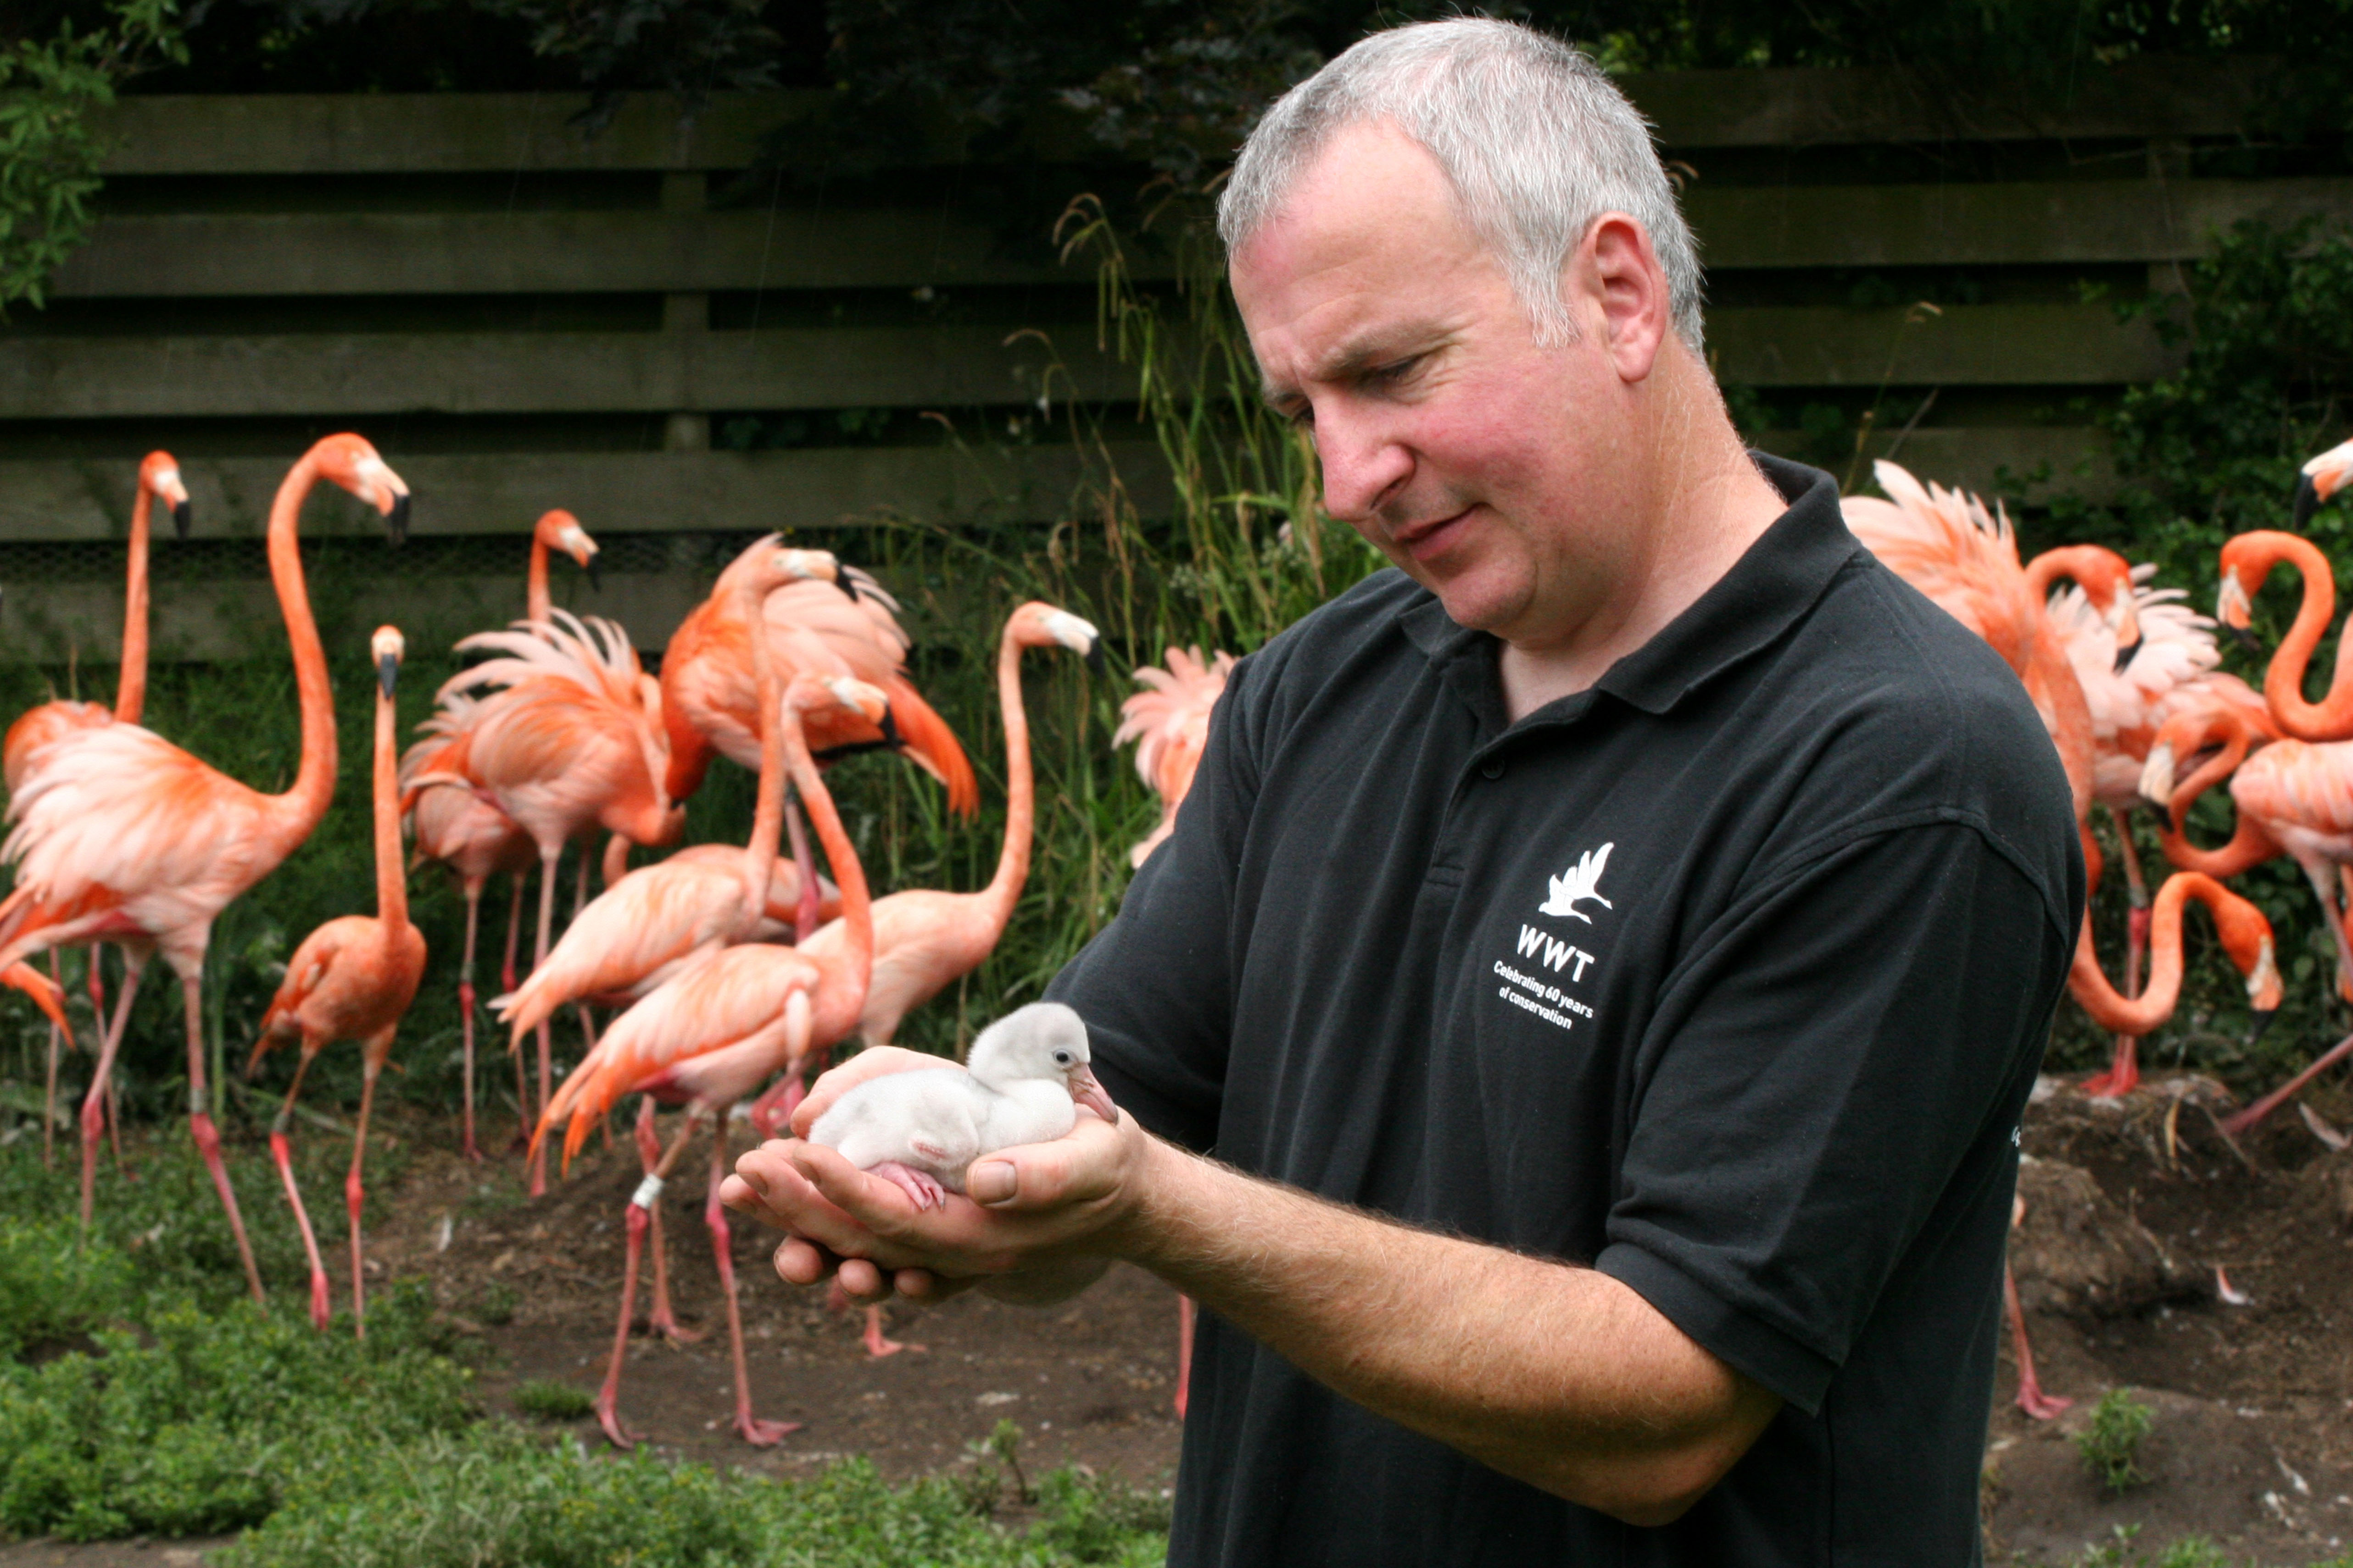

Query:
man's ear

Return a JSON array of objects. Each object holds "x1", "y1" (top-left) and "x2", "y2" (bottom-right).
[{"x1": 1569, "y1": 213, "x2": 1669, "y2": 385}]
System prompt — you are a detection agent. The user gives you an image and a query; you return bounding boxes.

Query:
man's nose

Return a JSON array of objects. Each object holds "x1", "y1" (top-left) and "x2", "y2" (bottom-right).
[{"x1": 1310, "y1": 406, "x2": 1413, "y2": 523}]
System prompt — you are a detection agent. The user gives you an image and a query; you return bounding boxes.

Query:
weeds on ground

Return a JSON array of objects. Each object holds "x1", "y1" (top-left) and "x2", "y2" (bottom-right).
[
  {"x1": 218, "y1": 1428, "x2": 1169, "y2": 1568},
  {"x1": 2068, "y1": 1524, "x2": 2353, "y2": 1566},
  {"x1": 2077, "y1": 1388, "x2": 2157, "y2": 1496},
  {"x1": 509, "y1": 1379, "x2": 593, "y2": 1422}
]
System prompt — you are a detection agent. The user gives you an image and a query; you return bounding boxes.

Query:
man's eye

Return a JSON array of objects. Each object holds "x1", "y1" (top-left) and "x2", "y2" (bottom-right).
[{"x1": 1369, "y1": 355, "x2": 1424, "y2": 386}]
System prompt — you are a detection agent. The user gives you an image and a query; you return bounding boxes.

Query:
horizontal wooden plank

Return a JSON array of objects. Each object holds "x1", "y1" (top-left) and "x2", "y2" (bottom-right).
[
  {"x1": 0, "y1": 302, "x2": 2165, "y2": 423},
  {"x1": 0, "y1": 444, "x2": 1167, "y2": 543},
  {"x1": 51, "y1": 178, "x2": 2346, "y2": 300},
  {"x1": 0, "y1": 325, "x2": 1126, "y2": 418},
  {"x1": 87, "y1": 60, "x2": 2281, "y2": 177},
  {"x1": 1749, "y1": 425, "x2": 2116, "y2": 500},
  {"x1": 1711, "y1": 302, "x2": 2176, "y2": 386},
  {"x1": 1687, "y1": 178, "x2": 2353, "y2": 270}
]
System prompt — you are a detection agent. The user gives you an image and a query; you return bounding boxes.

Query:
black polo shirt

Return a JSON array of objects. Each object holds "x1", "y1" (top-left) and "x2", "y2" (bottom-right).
[{"x1": 1048, "y1": 456, "x2": 2083, "y2": 1566}]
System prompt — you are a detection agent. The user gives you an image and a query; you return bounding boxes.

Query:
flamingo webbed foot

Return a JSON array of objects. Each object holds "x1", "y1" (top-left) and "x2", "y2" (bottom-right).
[
  {"x1": 736, "y1": 1413, "x2": 803, "y2": 1445},
  {"x1": 869, "y1": 1161, "x2": 946, "y2": 1211}
]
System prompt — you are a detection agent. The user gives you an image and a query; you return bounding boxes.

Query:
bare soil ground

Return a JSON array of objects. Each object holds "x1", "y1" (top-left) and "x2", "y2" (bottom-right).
[{"x1": 22, "y1": 1077, "x2": 2353, "y2": 1565}]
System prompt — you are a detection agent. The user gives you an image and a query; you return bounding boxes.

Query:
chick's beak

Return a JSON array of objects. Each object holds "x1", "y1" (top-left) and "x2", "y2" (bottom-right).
[
  {"x1": 1067, "y1": 1065, "x2": 1117, "y2": 1124},
  {"x1": 378, "y1": 651, "x2": 401, "y2": 700}
]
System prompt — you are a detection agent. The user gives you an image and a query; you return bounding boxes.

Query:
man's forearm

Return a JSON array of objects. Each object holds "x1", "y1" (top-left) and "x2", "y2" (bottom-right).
[{"x1": 1105, "y1": 1136, "x2": 1779, "y2": 1524}]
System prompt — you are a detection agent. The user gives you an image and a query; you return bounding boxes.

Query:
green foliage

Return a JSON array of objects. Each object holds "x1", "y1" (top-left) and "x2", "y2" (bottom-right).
[
  {"x1": 2075, "y1": 1387, "x2": 2156, "y2": 1496},
  {"x1": 0, "y1": 0, "x2": 182, "y2": 313},
  {"x1": 218, "y1": 1429, "x2": 1166, "y2": 1568},
  {"x1": 0, "y1": 1217, "x2": 134, "y2": 1360},
  {"x1": 509, "y1": 1379, "x2": 593, "y2": 1422},
  {"x1": 0, "y1": 1280, "x2": 470, "y2": 1540},
  {"x1": 2067, "y1": 1525, "x2": 2248, "y2": 1567}
]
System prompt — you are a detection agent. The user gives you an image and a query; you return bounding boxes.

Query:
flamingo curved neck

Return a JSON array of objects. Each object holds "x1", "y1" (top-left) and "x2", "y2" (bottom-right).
[
  {"x1": 2256, "y1": 535, "x2": 2353, "y2": 738},
  {"x1": 738, "y1": 582, "x2": 790, "y2": 926},
  {"x1": 373, "y1": 681, "x2": 407, "y2": 928},
  {"x1": 978, "y1": 622, "x2": 1036, "y2": 928},
  {"x1": 2023, "y1": 547, "x2": 2106, "y2": 603},
  {"x1": 2158, "y1": 718, "x2": 2275, "y2": 878},
  {"x1": 526, "y1": 531, "x2": 552, "y2": 623},
  {"x1": 262, "y1": 452, "x2": 338, "y2": 857},
  {"x1": 116, "y1": 483, "x2": 152, "y2": 723},
  {"x1": 2068, "y1": 884, "x2": 2193, "y2": 1032},
  {"x1": 786, "y1": 714, "x2": 870, "y2": 987}
]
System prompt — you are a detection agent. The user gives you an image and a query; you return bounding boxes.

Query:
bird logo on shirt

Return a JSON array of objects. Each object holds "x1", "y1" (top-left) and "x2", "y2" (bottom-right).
[{"x1": 1539, "y1": 843, "x2": 1614, "y2": 923}]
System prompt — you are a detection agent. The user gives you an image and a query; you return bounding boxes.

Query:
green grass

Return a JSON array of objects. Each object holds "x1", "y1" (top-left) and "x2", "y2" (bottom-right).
[
  {"x1": 509, "y1": 1379, "x2": 594, "y2": 1422},
  {"x1": 2076, "y1": 1387, "x2": 2156, "y2": 1496}
]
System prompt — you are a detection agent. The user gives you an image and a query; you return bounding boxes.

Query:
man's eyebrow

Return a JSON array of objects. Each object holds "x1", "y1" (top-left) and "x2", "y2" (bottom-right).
[{"x1": 1260, "y1": 328, "x2": 1440, "y2": 407}]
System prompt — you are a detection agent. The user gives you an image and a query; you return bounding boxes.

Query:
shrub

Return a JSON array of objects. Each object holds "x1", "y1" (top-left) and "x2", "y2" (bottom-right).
[
  {"x1": 2076, "y1": 1388, "x2": 2156, "y2": 1496},
  {"x1": 509, "y1": 1379, "x2": 592, "y2": 1422}
]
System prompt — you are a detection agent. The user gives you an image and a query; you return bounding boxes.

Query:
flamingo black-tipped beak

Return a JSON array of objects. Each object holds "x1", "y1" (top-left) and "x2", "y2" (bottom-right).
[
  {"x1": 386, "y1": 492, "x2": 411, "y2": 546},
  {"x1": 2112, "y1": 634, "x2": 2142, "y2": 674},
  {"x1": 834, "y1": 563, "x2": 862, "y2": 601},
  {"x1": 378, "y1": 651, "x2": 401, "y2": 700},
  {"x1": 2295, "y1": 472, "x2": 2320, "y2": 531},
  {"x1": 879, "y1": 706, "x2": 903, "y2": 749},
  {"x1": 2228, "y1": 623, "x2": 2266, "y2": 656},
  {"x1": 586, "y1": 556, "x2": 602, "y2": 592},
  {"x1": 2247, "y1": 1007, "x2": 2279, "y2": 1048},
  {"x1": 171, "y1": 499, "x2": 192, "y2": 541}
]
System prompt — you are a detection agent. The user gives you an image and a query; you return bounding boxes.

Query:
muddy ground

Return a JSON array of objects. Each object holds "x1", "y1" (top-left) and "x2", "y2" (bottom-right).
[{"x1": 20, "y1": 1078, "x2": 2353, "y2": 1564}]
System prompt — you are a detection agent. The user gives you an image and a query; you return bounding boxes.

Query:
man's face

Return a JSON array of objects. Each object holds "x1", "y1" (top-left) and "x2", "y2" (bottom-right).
[{"x1": 1231, "y1": 122, "x2": 1642, "y2": 646}]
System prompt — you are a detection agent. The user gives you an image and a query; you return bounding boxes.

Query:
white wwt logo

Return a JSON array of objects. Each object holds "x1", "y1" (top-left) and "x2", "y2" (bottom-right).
[
  {"x1": 1517, "y1": 922, "x2": 1594, "y2": 980},
  {"x1": 1539, "y1": 843, "x2": 1614, "y2": 924}
]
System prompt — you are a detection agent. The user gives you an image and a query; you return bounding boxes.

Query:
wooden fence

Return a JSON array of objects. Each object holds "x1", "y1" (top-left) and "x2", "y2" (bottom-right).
[{"x1": 0, "y1": 57, "x2": 2343, "y2": 657}]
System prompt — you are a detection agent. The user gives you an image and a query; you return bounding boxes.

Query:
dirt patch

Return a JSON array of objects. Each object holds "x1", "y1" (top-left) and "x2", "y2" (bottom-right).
[{"x1": 1991, "y1": 1077, "x2": 2353, "y2": 1562}]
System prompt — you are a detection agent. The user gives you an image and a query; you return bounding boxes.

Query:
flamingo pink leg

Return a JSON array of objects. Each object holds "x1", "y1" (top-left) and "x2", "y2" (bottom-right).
[
  {"x1": 262, "y1": 1046, "x2": 331, "y2": 1330},
  {"x1": 347, "y1": 1053, "x2": 384, "y2": 1338},
  {"x1": 525, "y1": 847, "x2": 560, "y2": 1198},
  {"x1": 2222, "y1": 1029, "x2": 2353, "y2": 1139},
  {"x1": 41, "y1": 949, "x2": 65, "y2": 1169},
  {"x1": 78, "y1": 956, "x2": 145, "y2": 1228},
  {"x1": 868, "y1": 1161, "x2": 946, "y2": 1210},
  {"x1": 504, "y1": 873, "x2": 531, "y2": 1152},
  {"x1": 862, "y1": 1302, "x2": 921, "y2": 1359},
  {"x1": 709, "y1": 1118, "x2": 802, "y2": 1442},
  {"x1": 596, "y1": 1113, "x2": 701, "y2": 1448},
  {"x1": 1175, "y1": 1294, "x2": 1195, "y2": 1419},
  {"x1": 636, "y1": 1099, "x2": 700, "y2": 1345},
  {"x1": 2004, "y1": 1261, "x2": 2070, "y2": 1420},
  {"x1": 784, "y1": 799, "x2": 821, "y2": 944},
  {"x1": 185, "y1": 966, "x2": 266, "y2": 1304},
  {"x1": 458, "y1": 882, "x2": 485, "y2": 1162}
]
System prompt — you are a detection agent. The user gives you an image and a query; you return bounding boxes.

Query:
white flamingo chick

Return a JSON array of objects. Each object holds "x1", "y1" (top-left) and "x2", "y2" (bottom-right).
[{"x1": 808, "y1": 1002, "x2": 1116, "y2": 1210}]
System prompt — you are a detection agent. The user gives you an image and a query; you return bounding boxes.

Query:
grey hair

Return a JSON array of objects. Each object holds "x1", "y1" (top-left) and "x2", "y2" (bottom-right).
[{"x1": 1217, "y1": 17, "x2": 1704, "y2": 352}]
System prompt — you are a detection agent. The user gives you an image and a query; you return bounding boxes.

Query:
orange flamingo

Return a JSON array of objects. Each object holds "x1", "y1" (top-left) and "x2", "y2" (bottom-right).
[
  {"x1": 403, "y1": 509, "x2": 602, "y2": 1161},
  {"x1": 2138, "y1": 704, "x2": 2283, "y2": 882},
  {"x1": 660, "y1": 537, "x2": 976, "y2": 816},
  {"x1": 416, "y1": 610, "x2": 672, "y2": 1194},
  {"x1": 6, "y1": 451, "x2": 190, "y2": 1159},
  {"x1": 2293, "y1": 437, "x2": 2353, "y2": 531},
  {"x1": 2063, "y1": 870, "x2": 2281, "y2": 1050},
  {"x1": 1115, "y1": 645, "x2": 1235, "y2": 869},
  {"x1": 492, "y1": 549, "x2": 844, "y2": 1041},
  {"x1": 244, "y1": 628, "x2": 427, "y2": 1334},
  {"x1": 536, "y1": 671, "x2": 881, "y2": 1449},
  {"x1": 0, "y1": 433, "x2": 409, "y2": 1296},
  {"x1": 781, "y1": 601, "x2": 1100, "y2": 1358},
  {"x1": 2214, "y1": 528, "x2": 2353, "y2": 743}
]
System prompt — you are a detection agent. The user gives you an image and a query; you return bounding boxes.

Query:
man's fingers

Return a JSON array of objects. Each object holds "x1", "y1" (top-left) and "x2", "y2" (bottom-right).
[
  {"x1": 773, "y1": 1236, "x2": 835, "y2": 1286},
  {"x1": 836, "y1": 1257, "x2": 887, "y2": 1301},
  {"x1": 964, "y1": 1112, "x2": 1132, "y2": 1211},
  {"x1": 790, "y1": 1046, "x2": 945, "y2": 1139}
]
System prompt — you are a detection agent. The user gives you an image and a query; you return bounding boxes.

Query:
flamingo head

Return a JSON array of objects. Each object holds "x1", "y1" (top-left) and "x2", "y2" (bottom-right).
[
  {"x1": 312, "y1": 434, "x2": 412, "y2": 544},
  {"x1": 742, "y1": 548, "x2": 841, "y2": 602},
  {"x1": 2297, "y1": 439, "x2": 2353, "y2": 528},
  {"x1": 1011, "y1": 601, "x2": 1103, "y2": 667},
  {"x1": 2205, "y1": 883, "x2": 2285, "y2": 1019},
  {"x1": 140, "y1": 451, "x2": 192, "y2": 539},
  {"x1": 371, "y1": 625, "x2": 405, "y2": 699},
  {"x1": 536, "y1": 509, "x2": 601, "y2": 588},
  {"x1": 800, "y1": 674, "x2": 890, "y2": 728},
  {"x1": 2136, "y1": 741, "x2": 2178, "y2": 808}
]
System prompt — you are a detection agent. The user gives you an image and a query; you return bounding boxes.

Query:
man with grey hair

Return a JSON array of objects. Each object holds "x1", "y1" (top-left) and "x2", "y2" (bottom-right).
[{"x1": 728, "y1": 16, "x2": 2080, "y2": 1564}]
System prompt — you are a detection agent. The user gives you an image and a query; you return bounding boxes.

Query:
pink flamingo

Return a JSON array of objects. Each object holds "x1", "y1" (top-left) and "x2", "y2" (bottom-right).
[
  {"x1": 6, "y1": 451, "x2": 190, "y2": 1160},
  {"x1": 2005, "y1": 1194, "x2": 2068, "y2": 1419},
  {"x1": 403, "y1": 508, "x2": 603, "y2": 1161},
  {"x1": 415, "y1": 610, "x2": 673, "y2": 1195},
  {"x1": 661, "y1": 538, "x2": 977, "y2": 817},
  {"x1": 537, "y1": 670, "x2": 881, "y2": 1449},
  {"x1": 1115, "y1": 645, "x2": 1235, "y2": 869},
  {"x1": 2214, "y1": 527, "x2": 2353, "y2": 743},
  {"x1": 244, "y1": 627, "x2": 427, "y2": 1334},
  {"x1": 0, "y1": 433, "x2": 410, "y2": 1297},
  {"x1": 781, "y1": 600, "x2": 1101, "y2": 1357}
]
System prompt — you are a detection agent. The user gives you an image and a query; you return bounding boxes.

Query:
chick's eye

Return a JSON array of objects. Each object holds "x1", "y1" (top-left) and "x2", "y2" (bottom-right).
[{"x1": 1054, "y1": 1051, "x2": 1071, "y2": 1066}]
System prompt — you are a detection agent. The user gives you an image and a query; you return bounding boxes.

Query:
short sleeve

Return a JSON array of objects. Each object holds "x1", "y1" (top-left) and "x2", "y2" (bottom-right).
[
  {"x1": 1595, "y1": 820, "x2": 2068, "y2": 1413},
  {"x1": 1044, "y1": 657, "x2": 1263, "y2": 1154}
]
